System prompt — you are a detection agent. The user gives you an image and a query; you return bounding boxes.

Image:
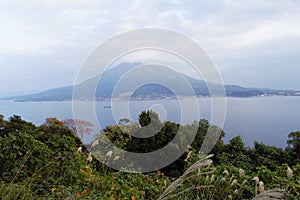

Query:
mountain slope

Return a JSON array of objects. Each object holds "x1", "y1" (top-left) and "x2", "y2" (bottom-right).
[{"x1": 3, "y1": 62, "x2": 300, "y2": 101}]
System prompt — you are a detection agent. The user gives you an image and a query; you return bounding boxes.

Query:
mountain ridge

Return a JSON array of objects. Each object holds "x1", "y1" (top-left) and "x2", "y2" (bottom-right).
[{"x1": 2, "y1": 62, "x2": 300, "y2": 102}]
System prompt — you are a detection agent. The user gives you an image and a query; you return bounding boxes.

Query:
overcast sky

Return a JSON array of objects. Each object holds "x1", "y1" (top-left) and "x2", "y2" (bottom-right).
[{"x1": 1, "y1": 0, "x2": 300, "y2": 97}]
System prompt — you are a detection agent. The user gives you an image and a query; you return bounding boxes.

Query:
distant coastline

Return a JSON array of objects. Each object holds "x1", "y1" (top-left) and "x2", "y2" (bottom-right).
[
  {"x1": 2, "y1": 92, "x2": 300, "y2": 103},
  {"x1": 2, "y1": 63, "x2": 300, "y2": 102}
]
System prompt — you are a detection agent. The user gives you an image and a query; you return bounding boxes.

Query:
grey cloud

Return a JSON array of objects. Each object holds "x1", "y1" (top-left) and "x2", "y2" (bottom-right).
[{"x1": 0, "y1": 0, "x2": 300, "y2": 96}]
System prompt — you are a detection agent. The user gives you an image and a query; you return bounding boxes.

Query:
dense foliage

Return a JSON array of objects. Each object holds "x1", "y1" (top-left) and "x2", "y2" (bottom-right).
[{"x1": 0, "y1": 112, "x2": 300, "y2": 199}]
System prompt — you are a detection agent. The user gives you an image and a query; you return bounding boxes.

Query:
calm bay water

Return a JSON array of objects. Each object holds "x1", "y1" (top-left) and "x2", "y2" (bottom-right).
[{"x1": 1, "y1": 96, "x2": 300, "y2": 147}]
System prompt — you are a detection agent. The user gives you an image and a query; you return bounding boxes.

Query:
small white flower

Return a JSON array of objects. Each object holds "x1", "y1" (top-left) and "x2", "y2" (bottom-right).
[
  {"x1": 223, "y1": 169, "x2": 229, "y2": 176},
  {"x1": 113, "y1": 156, "x2": 120, "y2": 161},
  {"x1": 77, "y1": 147, "x2": 82, "y2": 153},
  {"x1": 252, "y1": 176, "x2": 259, "y2": 183},
  {"x1": 106, "y1": 150, "x2": 113, "y2": 159},
  {"x1": 221, "y1": 177, "x2": 226, "y2": 182},
  {"x1": 258, "y1": 181, "x2": 264, "y2": 193},
  {"x1": 87, "y1": 152, "x2": 92, "y2": 162},
  {"x1": 233, "y1": 189, "x2": 239, "y2": 195},
  {"x1": 91, "y1": 139, "x2": 99, "y2": 148},
  {"x1": 287, "y1": 166, "x2": 293, "y2": 178},
  {"x1": 239, "y1": 169, "x2": 245, "y2": 177},
  {"x1": 231, "y1": 179, "x2": 237, "y2": 186},
  {"x1": 242, "y1": 180, "x2": 248, "y2": 185},
  {"x1": 184, "y1": 151, "x2": 193, "y2": 162},
  {"x1": 230, "y1": 174, "x2": 235, "y2": 182},
  {"x1": 205, "y1": 175, "x2": 209, "y2": 182},
  {"x1": 210, "y1": 175, "x2": 216, "y2": 183}
]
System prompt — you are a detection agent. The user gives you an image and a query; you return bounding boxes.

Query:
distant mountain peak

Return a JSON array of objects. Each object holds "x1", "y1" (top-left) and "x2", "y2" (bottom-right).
[{"x1": 2, "y1": 62, "x2": 300, "y2": 102}]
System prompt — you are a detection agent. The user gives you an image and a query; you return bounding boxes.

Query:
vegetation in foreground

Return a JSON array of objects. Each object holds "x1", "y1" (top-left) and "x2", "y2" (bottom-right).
[{"x1": 1, "y1": 112, "x2": 300, "y2": 199}]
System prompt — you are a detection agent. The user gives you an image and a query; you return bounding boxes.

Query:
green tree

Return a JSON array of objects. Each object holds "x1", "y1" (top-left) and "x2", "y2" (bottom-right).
[
  {"x1": 218, "y1": 136, "x2": 252, "y2": 169},
  {"x1": 0, "y1": 115, "x2": 37, "y2": 138},
  {"x1": 190, "y1": 119, "x2": 209, "y2": 152},
  {"x1": 0, "y1": 114, "x2": 4, "y2": 134},
  {"x1": 251, "y1": 142, "x2": 285, "y2": 170},
  {"x1": 287, "y1": 131, "x2": 300, "y2": 164},
  {"x1": 138, "y1": 110, "x2": 160, "y2": 127},
  {"x1": 0, "y1": 131, "x2": 53, "y2": 189},
  {"x1": 37, "y1": 118, "x2": 81, "y2": 146}
]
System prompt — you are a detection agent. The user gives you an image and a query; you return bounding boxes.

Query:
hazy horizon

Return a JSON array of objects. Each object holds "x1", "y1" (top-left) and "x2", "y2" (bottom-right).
[{"x1": 0, "y1": 62, "x2": 300, "y2": 98}]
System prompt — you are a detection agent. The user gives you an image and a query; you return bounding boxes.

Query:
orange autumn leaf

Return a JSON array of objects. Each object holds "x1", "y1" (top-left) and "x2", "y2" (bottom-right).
[
  {"x1": 131, "y1": 196, "x2": 137, "y2": 200},
  {"x1": 81, "y1": 189, "x2": 88, "y2": 195},
  {"x1": 146, "y1": 177, "x2": 154, "y2": 182},
  {"x1": 75, "y1": 193, "x2": 80, "y2": 198},
  {"x1": 63, "y1": 119, "x2": 94, "y2": 139}
]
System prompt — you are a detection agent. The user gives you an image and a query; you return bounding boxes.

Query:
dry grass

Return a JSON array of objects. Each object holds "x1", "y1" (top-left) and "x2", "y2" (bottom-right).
[
  {"x1": 252, "y1": 189, "x2": 285, "y2": 200},
  {"x1": 158, "y1": 154, "x2": 214, "y2": 200}
]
